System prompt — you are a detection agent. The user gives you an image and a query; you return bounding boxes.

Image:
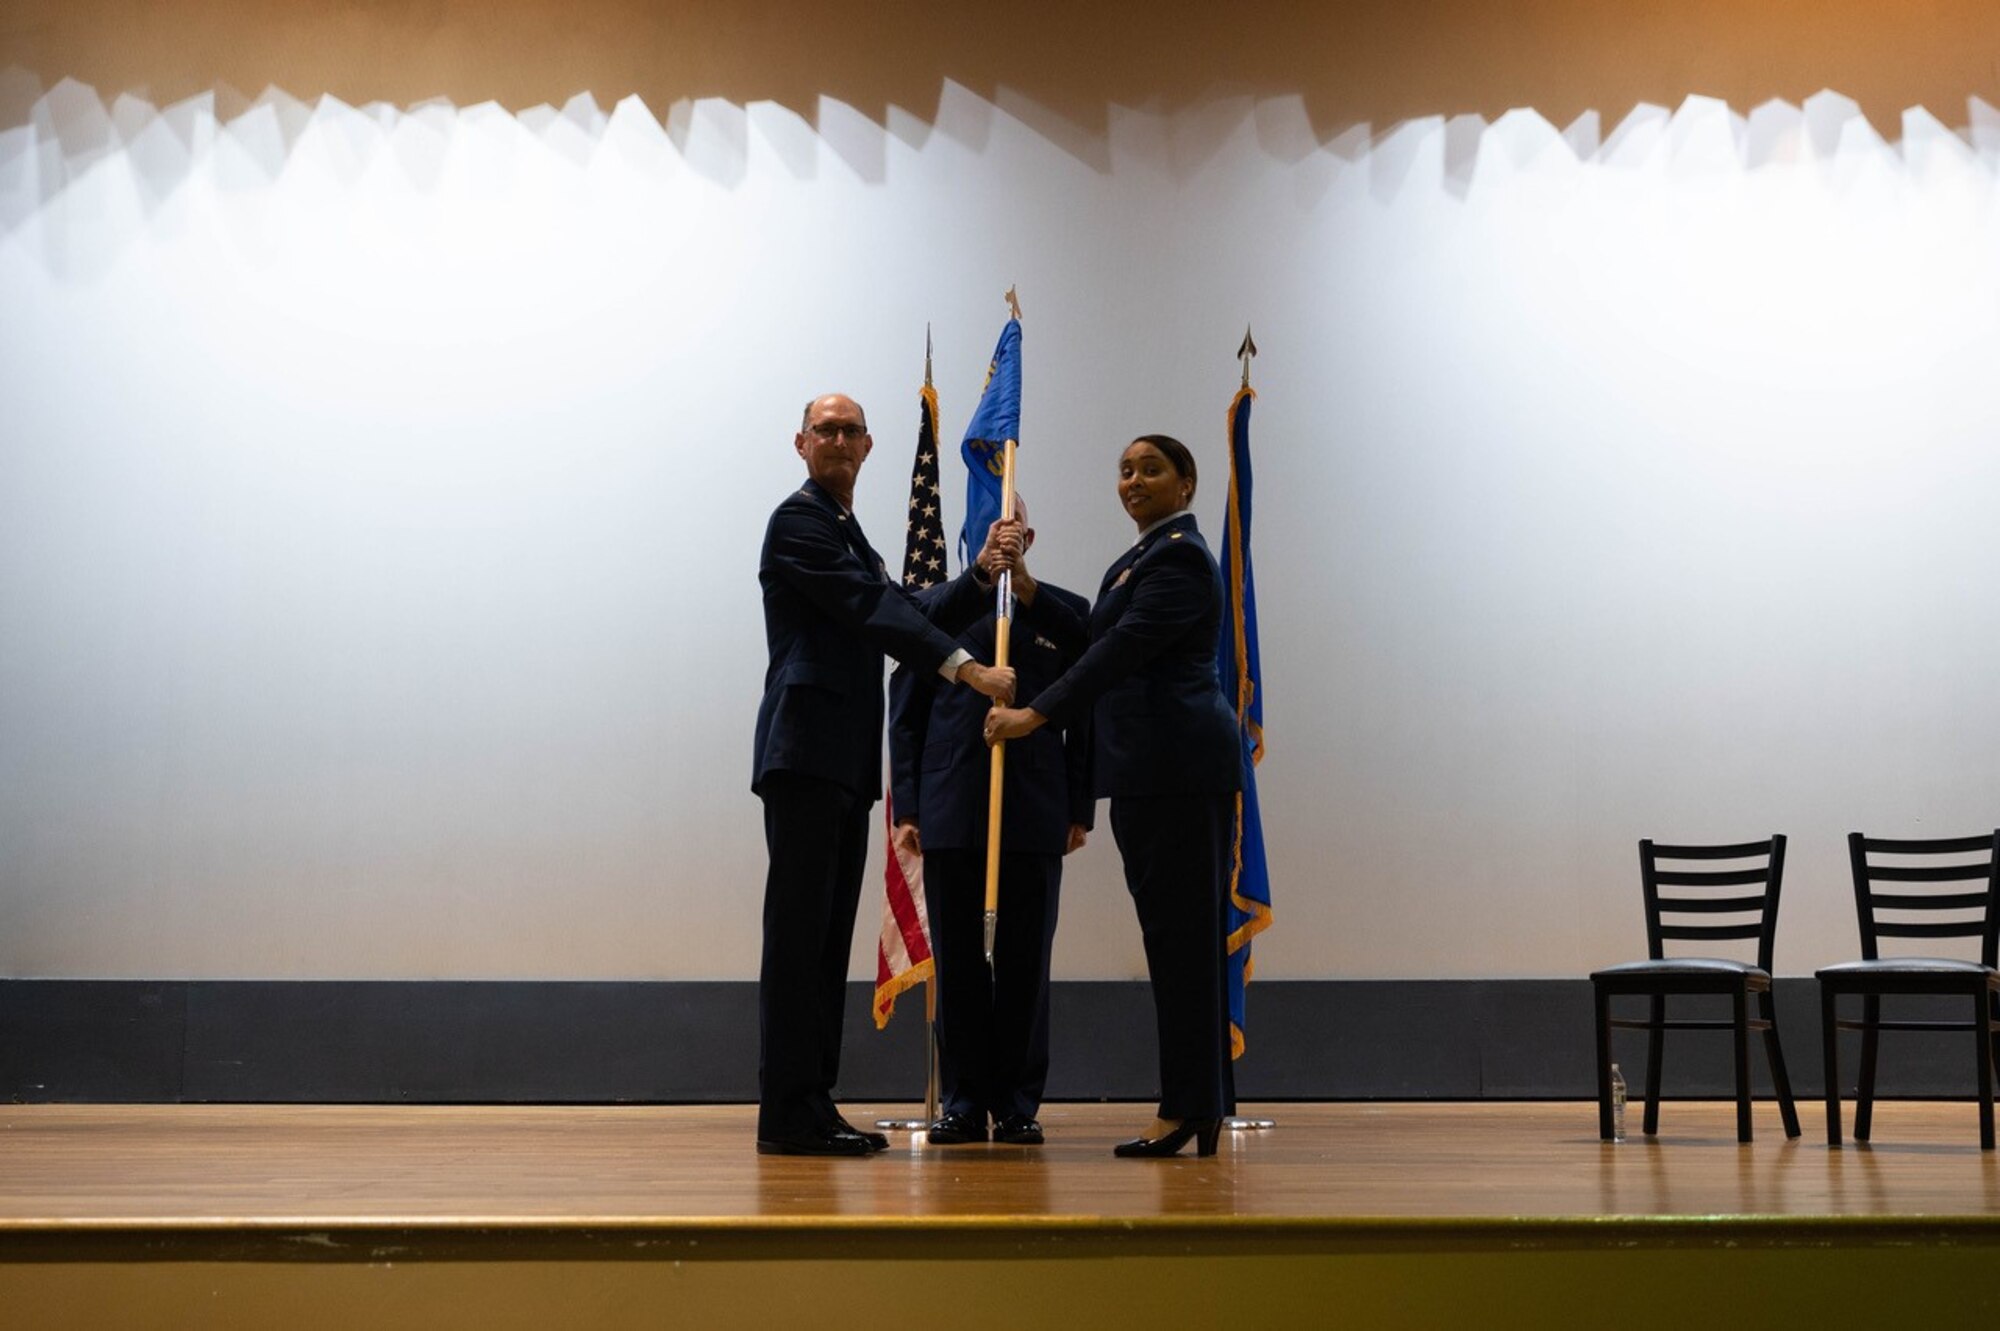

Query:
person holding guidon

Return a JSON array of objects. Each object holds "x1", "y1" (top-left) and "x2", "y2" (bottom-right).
[
  {"x1": 753, "y1": 392, "x2": 1015, "y2": 1158},
  {"x1": 889, "y1": 498, "x2": 1093, "y2": 1148},
  {"x1": 983, "y1": 435, "x2": 1241, "y2": 1158}
]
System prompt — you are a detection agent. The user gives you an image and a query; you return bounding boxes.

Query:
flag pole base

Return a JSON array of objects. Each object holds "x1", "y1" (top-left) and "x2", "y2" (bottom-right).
[
  {"x1": 981, "y1": 910, "x2": 997, "y2": 967},
  {"x1": 1224, "y1": 1116, "x2": 1277, "y2": 1131},
  {"x1": 876, "y1": 1011, "x2": 942, "y2": 1133}
]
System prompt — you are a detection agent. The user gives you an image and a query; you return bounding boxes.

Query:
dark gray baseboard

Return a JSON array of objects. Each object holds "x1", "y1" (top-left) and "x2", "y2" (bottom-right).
[{"x1": 0, "y1": 978, "x2": 1983, "y2": 1103}]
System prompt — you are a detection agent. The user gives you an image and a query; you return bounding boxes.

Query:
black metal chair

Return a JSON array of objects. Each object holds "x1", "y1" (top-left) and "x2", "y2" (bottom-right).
[
  {"x1": 1591, "y1": 835, "x2": 1801, "y2": 1143},
  {"x1": 1817, "y1": 831, "x2": 2000, "y2": 1150}
]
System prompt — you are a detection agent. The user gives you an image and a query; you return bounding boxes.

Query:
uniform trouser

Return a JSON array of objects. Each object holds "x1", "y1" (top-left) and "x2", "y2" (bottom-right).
[
  {"x1": 925, "y1": 847, "x2": 1062, "y2": 1123},
  {"x1": 757, "y1": 772, "x2": 870, "y2": 1140},
  {"x1": 1109, "y1": 793, "x2": 1237, "y2": 1121}
]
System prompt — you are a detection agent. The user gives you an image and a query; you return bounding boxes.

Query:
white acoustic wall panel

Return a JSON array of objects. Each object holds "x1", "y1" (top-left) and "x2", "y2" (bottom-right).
[{"x1": 3, "y1": 77, "x2": 1999, "y2": 979}]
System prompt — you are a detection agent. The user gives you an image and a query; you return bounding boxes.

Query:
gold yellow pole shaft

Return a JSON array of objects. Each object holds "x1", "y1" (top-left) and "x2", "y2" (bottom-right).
[{"x1": 981, "y1": 439, "x2": 1017, "y2": 968}]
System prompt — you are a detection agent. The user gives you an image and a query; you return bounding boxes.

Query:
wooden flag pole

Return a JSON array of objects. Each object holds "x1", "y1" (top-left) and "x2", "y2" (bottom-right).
[
  {"x1": 981, "y1": 439, "x2": 1018, "y2": 969},
  {"x1": 876, "y1": 328, "x2": 946, "y2": 1138}
]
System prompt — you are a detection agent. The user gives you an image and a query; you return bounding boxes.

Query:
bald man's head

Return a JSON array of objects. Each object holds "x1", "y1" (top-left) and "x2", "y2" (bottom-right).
[{"x1": 795, "y1": 393, "x2": 873, "y2": 505}]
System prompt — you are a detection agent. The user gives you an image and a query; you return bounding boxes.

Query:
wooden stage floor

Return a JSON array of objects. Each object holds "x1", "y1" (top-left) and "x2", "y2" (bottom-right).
[
  {"x1": 4, "y1": 1099, "x2": 2000, "y2": 1226},
  {"x1": 3, "y1": 1100, "x2": 1998, "y2": 1328}
]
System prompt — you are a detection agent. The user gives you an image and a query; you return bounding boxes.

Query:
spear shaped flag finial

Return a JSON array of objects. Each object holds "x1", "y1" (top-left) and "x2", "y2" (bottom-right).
[{"x1": 1238, "y1": 325, "x2": 1258, "y2": 387}]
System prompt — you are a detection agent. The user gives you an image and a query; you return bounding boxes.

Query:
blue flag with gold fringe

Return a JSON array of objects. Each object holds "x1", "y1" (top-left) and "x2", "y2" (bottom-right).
[
  {"x1": 1217, "y1": 382, "x2": 1273, "y2": 1059},
  {"x1": 956, "y1": 318, "x2": 1021, "y2": 565}
]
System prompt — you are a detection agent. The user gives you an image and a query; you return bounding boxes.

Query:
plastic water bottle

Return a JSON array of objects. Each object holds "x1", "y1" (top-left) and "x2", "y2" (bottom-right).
[{"x1": 1610, "y1": 1063, "x2": 1628, "y2": 1142}]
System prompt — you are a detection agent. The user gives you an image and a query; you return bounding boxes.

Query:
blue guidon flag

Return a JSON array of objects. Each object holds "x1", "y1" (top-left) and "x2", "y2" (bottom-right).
[
  {"x1": 956, "y1": 317, "x2": 1021, "y2": 565},
  {"x1": 1217, "y1": 380, "x2": 1273, "y2": 1060}
]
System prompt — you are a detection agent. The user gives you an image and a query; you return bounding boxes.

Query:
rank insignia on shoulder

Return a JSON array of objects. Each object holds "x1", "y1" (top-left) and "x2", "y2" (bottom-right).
[
  {"x1": 1168, "y1": 531, "x2": 1183, "y2": 540},
  {"x1": 1113, "y1": 568, "x2": 1132, "y2": 588},
  {"x1": 1034, "y1": 634, "x2": 1057, "y2": 651}
]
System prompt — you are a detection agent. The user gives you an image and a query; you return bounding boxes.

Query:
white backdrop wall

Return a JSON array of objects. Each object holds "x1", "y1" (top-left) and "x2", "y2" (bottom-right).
[{"x1": 3, "y1": 78, "x2": 1999, "y2": 981}]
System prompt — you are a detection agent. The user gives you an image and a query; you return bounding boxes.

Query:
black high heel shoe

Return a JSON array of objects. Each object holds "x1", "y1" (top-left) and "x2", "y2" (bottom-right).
[{"x1": 1112, "y1": 1118, "x2": 1223, "y2": 1158}]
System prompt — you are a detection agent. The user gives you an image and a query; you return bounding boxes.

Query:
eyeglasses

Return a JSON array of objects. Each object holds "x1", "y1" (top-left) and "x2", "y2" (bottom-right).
[{"x1": 808, "y1": 422, "x2": 868, "y2": 441}]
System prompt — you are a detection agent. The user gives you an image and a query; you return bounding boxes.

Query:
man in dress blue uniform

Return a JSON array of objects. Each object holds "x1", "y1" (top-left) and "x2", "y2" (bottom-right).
[
  {"x1": 889, "y1": 501, "x2": 1093, "y2": 1146},
  {"x1": 752, "y1": 392, "x2": 1015, "y2": 1157}
]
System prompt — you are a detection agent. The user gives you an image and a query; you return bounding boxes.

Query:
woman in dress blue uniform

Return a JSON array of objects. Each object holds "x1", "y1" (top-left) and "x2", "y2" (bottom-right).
[{"x1": 984, "y1": 435, "x2": 1242, "y2": 1158}]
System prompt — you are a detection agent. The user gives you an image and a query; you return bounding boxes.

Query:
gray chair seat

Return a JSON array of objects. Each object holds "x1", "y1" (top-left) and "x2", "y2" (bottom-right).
[
  {"x1": 1594, "y1": 957, "x2": 1768, "y2": 980},
  {"x1": 1817, "y1": 957, "x2": 1995, "y2": 978}
]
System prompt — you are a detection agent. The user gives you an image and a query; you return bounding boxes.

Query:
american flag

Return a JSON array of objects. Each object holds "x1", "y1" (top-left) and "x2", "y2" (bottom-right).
[
  {"x1": 899, "y1": 386, "x2": 951, "y2": 590},
  {"x1": 873, "y1": 378, "x2": 948, "y2": 1027}
]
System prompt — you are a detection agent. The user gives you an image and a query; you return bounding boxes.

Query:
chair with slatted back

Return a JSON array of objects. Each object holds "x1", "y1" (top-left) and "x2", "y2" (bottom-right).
[
  {"x1": 1591, "y1": 835, "x2": 1801, "y2": 1143},
  {"x1": 1817, "y1": 831, "x2": 2000, "y2": 1149}
]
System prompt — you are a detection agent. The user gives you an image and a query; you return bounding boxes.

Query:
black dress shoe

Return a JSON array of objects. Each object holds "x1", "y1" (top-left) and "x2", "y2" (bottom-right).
[
  {"x1": 831, "y1": 1117, "x2": 891, "y2": 1152},
  {"x1": 1112, "y1": 1118, "x2": 1222, "y2": 1159},
  {"x1": 992, "y1": 1115, "x2": 1044, "y2": 1145},
  {"x1": 926, "y1": 1111, "x2": 989, "y2": 1145},
  {"x1": 756, "y1": 1127, "x2": 875, "y2": 1157}
]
